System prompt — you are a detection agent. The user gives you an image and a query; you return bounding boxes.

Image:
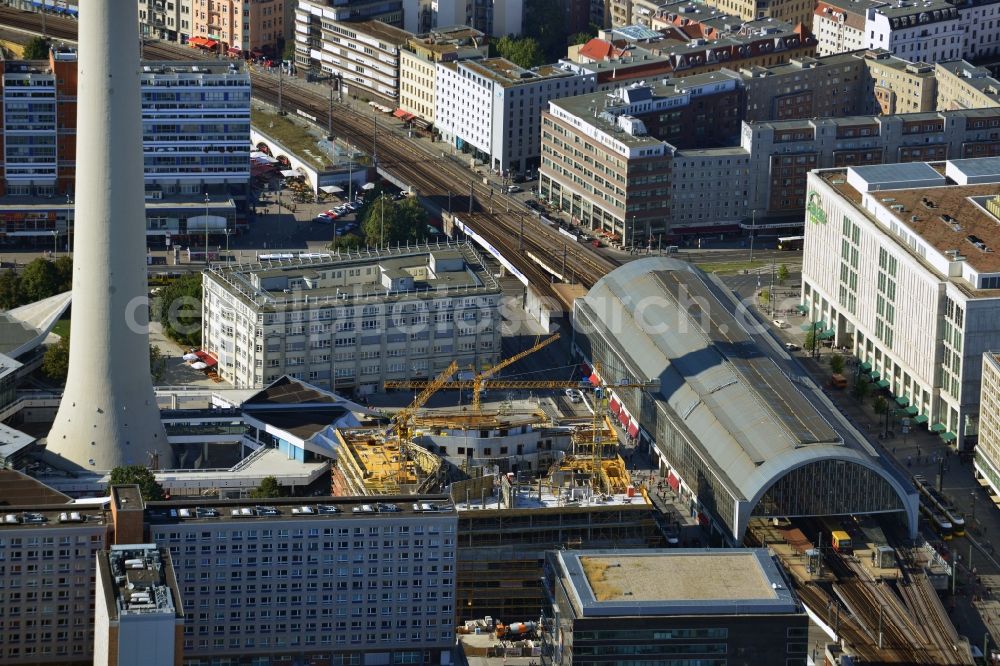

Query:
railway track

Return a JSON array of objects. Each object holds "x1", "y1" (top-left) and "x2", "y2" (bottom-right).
[{"x1": 2, "y1": 10, "x2": 619, "y2": 303}]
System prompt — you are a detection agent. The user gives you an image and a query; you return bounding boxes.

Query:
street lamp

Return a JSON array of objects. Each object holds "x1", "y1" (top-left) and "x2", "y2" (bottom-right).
[
  {"x1": 224, "y1": 228, "x2": 231, "y2": 263},
  {"x1": 204, "y1": 192, "x2": 210, "y2": 265},
  {"x1": 51, "y1": 229, "x2": 57, "y2": 257}
]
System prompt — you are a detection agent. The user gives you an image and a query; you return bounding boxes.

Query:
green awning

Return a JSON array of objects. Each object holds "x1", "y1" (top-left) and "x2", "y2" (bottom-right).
[
  {"x1": 796, "y1": 304, "x2": 809, "y2": 313},
  {"x1": 869, "y1": 371, "x2": 880, "y2": 381},
  {"x1": 860, "y1": 362, "x2": 872, "y2": 372},
  {"x1": 914, "y1": 414, "x2": 929, "y2": 424},
  {"x1": 819, "y1": 330, "x2": 836, "y2": 340},
  {"x1": 905, "y1": 405, "x2": 919, "y2": 416},
  {"x1": 940, "y1": 431, "x2": 957, "y2": 443},
  {"x1": 800, "y1": 320, "x2": 824, "y2": 331},
  {"x1": 895, "y1": 395, "x2": 910, "y2": 407},
  {"x1": 931, "y1": 422, "x2": 946, "y2": 433},
  {"x1": 876, "y1": 379, "x2": 890, "y2": 388}
]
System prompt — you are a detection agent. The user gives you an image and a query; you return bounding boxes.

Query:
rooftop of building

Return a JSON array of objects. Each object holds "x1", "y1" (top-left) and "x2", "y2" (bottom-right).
[
  {"x1": 140, "y1": 60, "x2": 249, "y2": 77},
  {"x1": 815, "y1": 0, "x2": 886, "y2": 16},
  {"x1": 98, "y1": 544, "x2": 183, "y2": 620},
  {"x1": 458, "y1": 57, "x2": 584, "y2": 87},
  {"x1": 144, "y1": 494, "x2": 455, "y2": 525},
  {"x1": 0, "y1": 503, "x2": 107, "y2": 530},
  {"x1": 738, "y1": 51, "x2": 864, "y2": 78},
  {"x1": 344, "y1": 19, "x2": 413, "y2": 46},
  {"x1": 821, "y1": 159, "x2": 1000, "y2": 278},
  {"x1": 0, "y1": 468, "x2": 70, "y2": 506},
  {"x1": 204, "y1": 242, "x2": 499, "y2": 310},
  {"x1": 111, "y1": 485, "x2": 145, "y2": 513},
  {"x1": 936, "y1": 60, "x2": 1000, "y2": 102},
  {"x1": 875, "y1": 0, "x2": 958, "y2": 21},
  {"x1": 555, "y1": 549, "x2": 800, "y2": 616},
  {"x1": 407, "y1": 25, "x2": 487, "y2": 54},
  {"x1": 0, "y1": 422, "x2": 35, "y2": 464},
  {"x1": 861, "y1": 49, "x2": 936, "y2": 75}
]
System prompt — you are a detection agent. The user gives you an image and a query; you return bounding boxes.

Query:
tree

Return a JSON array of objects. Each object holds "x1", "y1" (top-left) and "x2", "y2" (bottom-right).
[
  {"x1": 777, "y1": 264, "x2": 790, "y2": 285},
  {"x1": 42, "y1": 333, "x2": 70, "y2": 383},
  {"x1": 19, "y1": 258, "x2": 60, "y2": 302},
  {"x1": 758, "y1": 289, "x2": 770, "y2": 305},
  {"x1": 523, "y1": 0, "x2": 573, "y2": 61},
  {"x1": 853, "y1": 376, "x2": 872, "y2": 403},
  {"x1": 108, "y1": 465, "x2": 166, "y2": 502},
  {"x1": 494, "y1": 35, "x2": 545, "y2": 69},
  {"x1": 361, "y1": 196, "x2": 429, "y2": 248},
  {"x1": 329, "y1": 234, "x2": 363, "y2": 252},
  {"x1": 0, "y1": 269, "x2": 20, "y2": 310},
  {"x1": 149, "y1": 344, "x2": 167, "y2": 384},
  {"x1": 53, "y1": 255, "x2": 73, "y2": 292},
  {"x1": 829, "y1": 354, "x2": 845, "y2": 374},
  {"x1": 569, "y1": 32, "x2": 593, "y2": 46},
  {"x1": 250, "y1": 476, "x2": 283, "y2": 498},
  {"x1": 155, "y1": 273, "x2": 203, "y2": 346},
  {"x1": 873, "y1": 395, "x2": 889, "y2": 417},
  {"x1": 804, "y1": 328, "x2": 818, "y2": 353},
  {"x1": 282, "y1": 40, "x2": 296, "y2": 61},
  {"x1": 22, "y1": 36, "x2": 51, "y2": 60}
]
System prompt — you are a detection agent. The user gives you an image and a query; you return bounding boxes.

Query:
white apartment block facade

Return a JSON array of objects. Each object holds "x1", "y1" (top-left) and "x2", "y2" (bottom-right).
[
  {"x1": 865, "y1": 1, "x2": 964, "y2": 63},
  {"x1": 402, "y1": 0, "x2": 523, "y2": 37},
  {"x1": 201, "y1": 244, "x2": 502, "y2": 392},
  {"x1": 813, "y1": 0, "x2": 872, "y2": 56},
  {"x1": 976, "y1": 353, "x2": 1000, "y2": 496},
  {"x1": 399, "y1": 48, "x2": 437, "y2": 122},
  {"x1": 801, "y1": 160, "x2": 1000, "y2": 451},
  {"x1": 147, "y1": 496, "x2": 457, "y2": 665},
  {"x1": 294, "y1": 6, "x2": 411, "y2": 103},
  {"x1": 435, "y1": 58, "x2": 596, "y2": 175}
]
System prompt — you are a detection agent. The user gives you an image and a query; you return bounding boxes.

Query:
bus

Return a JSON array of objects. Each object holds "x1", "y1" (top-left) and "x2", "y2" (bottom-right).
[{"x1": 777, "y1": 235, "x2": 804, "y2": 251}]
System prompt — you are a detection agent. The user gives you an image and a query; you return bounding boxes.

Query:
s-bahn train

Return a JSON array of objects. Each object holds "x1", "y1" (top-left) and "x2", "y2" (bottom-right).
[{"x1": 913, "y1": 474, "x2": 965, "y2": 538}]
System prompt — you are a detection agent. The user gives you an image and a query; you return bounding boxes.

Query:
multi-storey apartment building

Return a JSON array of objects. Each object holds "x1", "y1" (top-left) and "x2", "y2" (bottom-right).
[
  {"x1": 801, "y1": 159, "x2": 1000, "y2": 450},
  {"x1": 296, "y1": 19, "x2": 412, "y2": 105},
  {"x1": 0, "y1": 52, "x2": 250, "y2": 248},
  {"x1": 540, "y1": 74, "x2": 747, "y2": 240},
  {"x1": 146, "y1": 495, "x2": 457, "y2": 665},
  {"x1": 398, "y1": 26, "x2": 488, "y2": 127},
  {"x1": 190, "y1": 0, "x2": 285, "y2": 55},
  {"x1": 742, "y1": 107, "x2": 1000, "y2": 217},
  {"x1": 813, "y1": 0, "x2": 884, "y2": 55},
  {"x1": 201, "y1": 243, "x2": 502, "y2": 391},
  {"x1": 435, "y1": 58, "x2": 596, "y2": 175},
  {"x1": 137, "y1": 0, "x2": 193, "y2": 43},
  {"x1": 936, "y1": 60, "x2": 1000, "y2": 111},
  {"x1": 976, "y1": 352, "x2": 1000, "y2": 497},
  {"x1": 0, "y1": 471, "x2": 108, "y2": 665},
  {"x1": 865, "y1": 0, "x2": 964, "y2": 63},
  {"x1": 862, "y1": 49, "x2": 937, "y2": 114},
  {"x1": 94, "y1": 544, "x2": 185, "y2": 666},
  {"x1": 294, "y1": 0, "x2": 406, "y2": 77}
]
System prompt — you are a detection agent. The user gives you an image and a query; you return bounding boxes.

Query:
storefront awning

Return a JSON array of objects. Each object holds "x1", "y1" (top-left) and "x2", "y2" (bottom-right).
[
  {"x1": 819, "y1": 329, "x2": 836, "y2": 340},
  {"x1": 618, "y1": 410, "x2": 629, "y2": 427},
  {"x1": 904, "y1": 405, "x2": 919, "y2": 416},
  {"x1": 940, "y1": 431, "x2": 957, "y2": 443},
  {"x1": 796, "y1": 304, "x2": 809, "y2": 313},
  {"x1": 588, "y1": 372, "x2": 600, "y2": 387},
  {"x1": 876, "y1": 379, "x2": 890, "y2": 389},
  {"x1": 320, "y1": 185, "x2": 344, "y2": 194},
  {"x1": 931, "y1": 422, "x2": 946, "y2": 433},
  {"x1": 280, "y1": 169, "x2": 298, "y2": 178},
  {"x1": 914, "y1": 414, "x2": 929, "y2": 424},
  {"x1": 895, "y1": 395, "x2": 910, "y2": 407},
  {"x1": 608, "y1": 397, "x2": 620, "y2": 414},
  {"x1": 869, "y1": 371, "x2": 880, "y2": 381},
  {"x1": 627, "y1": 421, "x2": 639, "y2": 438},
  {"x1": 859, "y1": 362, "x2": 872, "y2": 372},
  {"x1": 667, "y1": 473, "x2": 679, "y2": 492}
]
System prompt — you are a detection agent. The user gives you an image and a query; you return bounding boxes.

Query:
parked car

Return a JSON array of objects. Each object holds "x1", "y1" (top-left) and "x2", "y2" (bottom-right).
[
  {"x1": 506, "y1": 185, "x2": 522, "y2": 194},
  {"x1": 511, "y1": 173, "x2": 526, "y2": 183},
  {"x1": 772, "y1": 319, "x2": 790, "y2": 329},
  {"x1": 564, "y1": 388, "x2": 584, "y2": 403},
  {"x1": 784, "y1": 342, "x2": 801, "y2": 351},
  {"x1": 313, "y1": 215, "x2": 332, "y2": 224},
  {"x1": 525, "y1": 199, "x2": 543, "y2": 212}
]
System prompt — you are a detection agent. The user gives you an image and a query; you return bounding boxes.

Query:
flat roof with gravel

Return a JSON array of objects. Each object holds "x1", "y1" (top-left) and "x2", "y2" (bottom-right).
[{"x1": 554, "y1": 549, "x2": 800, "y2": 616}]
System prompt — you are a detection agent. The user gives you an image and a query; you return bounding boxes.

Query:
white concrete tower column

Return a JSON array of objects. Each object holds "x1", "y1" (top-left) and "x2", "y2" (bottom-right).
[{"x1": 46, "y1": 0, "x2": 171, "y2": 470}]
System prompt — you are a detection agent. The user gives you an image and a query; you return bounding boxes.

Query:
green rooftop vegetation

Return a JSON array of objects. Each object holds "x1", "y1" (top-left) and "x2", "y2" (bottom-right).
[{"x1": 251, "y1": 105, "x2": 330, "y2": 171}]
